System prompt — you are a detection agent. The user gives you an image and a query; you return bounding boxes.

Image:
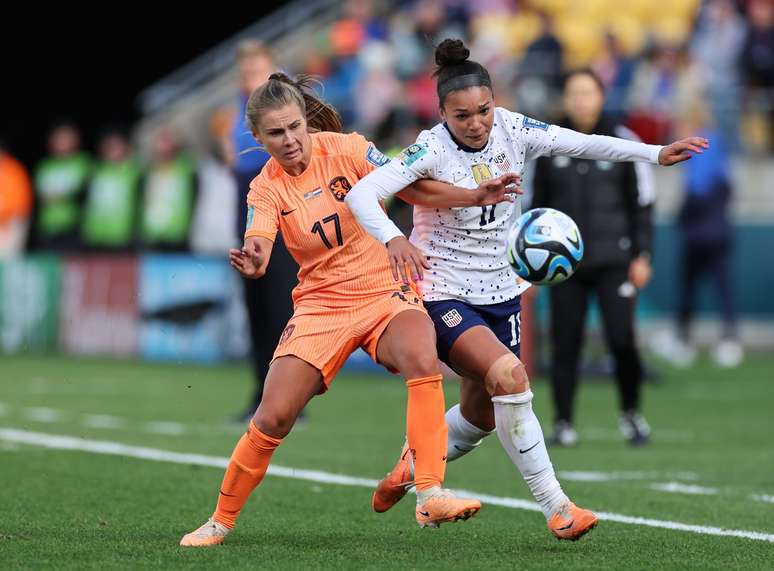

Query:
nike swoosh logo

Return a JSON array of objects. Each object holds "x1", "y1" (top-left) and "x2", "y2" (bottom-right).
[
  {"x1": 419, "y1": 511, "x2": 430, "y2": 517},
  {"x1": 519, "y1": 441, "x2": 540, "y2": 454},
  {"x1": 281, "y1": 208, "x2": 297, "y2": 216},
  {"x1": 219, "y1": 489, "x2": 237, "y2": 497},
  {"x1": 453, "y1": 444, "x2": 470, "y2": 452},
  {"x1": 557, "y1": 520, "x2": 574, "y2": 531}
]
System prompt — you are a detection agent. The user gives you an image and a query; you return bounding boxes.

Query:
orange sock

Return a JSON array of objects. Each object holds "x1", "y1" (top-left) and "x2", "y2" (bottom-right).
[
  {"x1": 405, "y1": 374, "x2": 447, "y2": 491},
  {"x1": 212, "y1": 421, "x2": 282, "y2": 528}
]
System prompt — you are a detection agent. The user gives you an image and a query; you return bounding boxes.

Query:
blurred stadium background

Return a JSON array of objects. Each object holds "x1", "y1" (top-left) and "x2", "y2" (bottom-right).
[{"x1": 1, "y1": 0, "x2": 773, "y2": 568}]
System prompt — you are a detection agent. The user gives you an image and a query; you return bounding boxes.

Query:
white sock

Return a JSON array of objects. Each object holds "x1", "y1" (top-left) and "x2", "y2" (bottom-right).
[
  {"x1": 492, "y1": 390, "x2": 568, "y2": 519},
  {"x1": 445, "y1": 403, "x2": 494, "y2": 462}
]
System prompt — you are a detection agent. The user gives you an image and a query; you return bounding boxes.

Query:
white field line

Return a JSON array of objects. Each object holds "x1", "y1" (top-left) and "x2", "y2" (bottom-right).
[
  {"x1": 752, "y1": 494, "x2": 774, "y2": 504},
  {"x1": 143, "y1": 421, "x2": 186, "y2": 435},
  {"x1": 82, "y1": 414, "x2": 128, "y2": 430},
  {"x1": 24, "y1": 407, "x2": 65, "y2": 423},
  {"x1": 1, "y1": 428, "x2": 773, "y2": 544},
  {"x1": 559, "y1": 471, "x2": 699, "y2": 482},
  {"x1": 650, "y1": 482, "x2": 719, "y2": 495}
]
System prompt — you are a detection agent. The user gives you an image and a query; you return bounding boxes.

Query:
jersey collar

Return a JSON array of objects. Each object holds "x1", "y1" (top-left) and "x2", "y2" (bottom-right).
[{"x1": 443, "y1": 122, "x2": 490, "y2": 154}]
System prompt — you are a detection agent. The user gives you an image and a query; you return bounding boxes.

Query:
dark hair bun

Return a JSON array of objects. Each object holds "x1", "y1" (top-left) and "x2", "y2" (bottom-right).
[{"x1": 435, "y1": 38, "x2": 470, "y2": 67}]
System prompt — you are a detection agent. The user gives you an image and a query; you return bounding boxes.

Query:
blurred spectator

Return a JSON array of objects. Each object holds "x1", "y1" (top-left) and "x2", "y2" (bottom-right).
[
  {"x1": 33, "y1": 121, "x2": 91, "y2": 250},
  {"x1": 138, "y1": 127, "x2": 197, "y2": 251},
  {"x1": 354, "y1": 41, "x2": 403, "y2": 132},
  {"x1": 514, "y1": 11, "x2": 564, "y2": 119},
  {"x1": 391, "y1": 0, "x2": 467, "y2": 80},
  {"x1": 742, "y1": 0, "x2": 774, "y2": 152},
  {"x1": 592, "y1": 31, "x2": 637, "y2": 120},
  {"x1": 658, "y1": 104, "x2": 744, "y2": 368},
  {"x1": 230, "y1": 40, "x2": 297, "y2": 421},
  {"x1": 532, "y1": 69, "x2": 655, "y2": 447},
  {"x1": 690, "y1": 0, "x2": 747, "y2": 152},
  {"x1": 626, "y1": 43, "x2": 679, "y2": 143},
  {"x1": 520, "y1": 11, "x2": 563, "y2": 90},
  {"x1": 80, "y1": 126, "x2": 141, "y2": 251},
  {"x1": 190, "y1": 109, "x2": 238, "y2": 255},
  {"x1": 0, "y1": 141, "x2": 33, "y2": 258}
]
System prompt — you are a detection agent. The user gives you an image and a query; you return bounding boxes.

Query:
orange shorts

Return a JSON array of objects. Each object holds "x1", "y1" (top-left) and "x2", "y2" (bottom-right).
[{"x1": 272, "y1": 285, "x2": 426, "y2": 389}]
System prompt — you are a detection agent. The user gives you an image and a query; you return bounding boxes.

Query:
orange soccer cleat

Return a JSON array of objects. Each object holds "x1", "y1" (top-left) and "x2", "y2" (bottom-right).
[
  {"x1": 179, "y1": 518, "x2": 230, "y2": 547},
  {"x1": 372, "y1": 441, "x2": 414, "y2": 513},
  {"x1": 415, "y1": 488, "x2": 481, "y2": 529},
  {"x1": 547, "y1": 502, "x2": 598, "y2": 541}
]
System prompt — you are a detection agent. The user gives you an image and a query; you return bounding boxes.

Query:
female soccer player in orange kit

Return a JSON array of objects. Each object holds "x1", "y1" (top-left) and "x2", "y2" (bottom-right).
[{"x1": 180, "y1": 73, "x2": 519, "y2": 546}]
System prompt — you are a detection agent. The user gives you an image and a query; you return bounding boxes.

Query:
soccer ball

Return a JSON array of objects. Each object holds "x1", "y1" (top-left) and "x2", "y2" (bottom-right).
[{"x1": 507, "y1": 208, "x2": 584, "y2": 285}]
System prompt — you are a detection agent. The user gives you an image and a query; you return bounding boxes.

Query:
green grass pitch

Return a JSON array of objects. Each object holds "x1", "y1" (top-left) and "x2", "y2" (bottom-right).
[{"x1": 1, "y1": 353, "x2": 773, "y2": 569}]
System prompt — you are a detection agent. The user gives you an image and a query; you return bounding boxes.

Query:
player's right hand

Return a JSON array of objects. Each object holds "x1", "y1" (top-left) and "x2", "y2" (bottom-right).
[
  {"x1": 386, "y1": 236, "x2": 430, "y2": 283},
  {"x1": 473, "y1": 172, "x2": 522, "y2": 206},
  {"x1": 229, "y1": 238, "x2": 265, "y2": 278}
]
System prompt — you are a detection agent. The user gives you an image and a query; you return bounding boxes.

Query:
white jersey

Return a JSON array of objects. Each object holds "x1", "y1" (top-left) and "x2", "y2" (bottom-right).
[{"x1": 345, "y1": 107, "x2": 662, "y2": 305}]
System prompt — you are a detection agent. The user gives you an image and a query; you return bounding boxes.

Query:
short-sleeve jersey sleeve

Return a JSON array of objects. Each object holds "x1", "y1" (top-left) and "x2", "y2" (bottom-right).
[
  {"x1": 244, "y1": 178, "x2": 280, "y2": 242},
  {"x1": 342, "y1": 132, "x2": 392, "y2": 180}
]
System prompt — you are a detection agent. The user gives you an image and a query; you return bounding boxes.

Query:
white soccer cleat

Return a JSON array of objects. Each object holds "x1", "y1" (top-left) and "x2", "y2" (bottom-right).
[
  {"x1": 618, "y1": 411, "x2": 651, "y2": 446},
  {"x1": 712, "y1": 339, "x2": 744, "y2": 368},
  {"x1": 549, "y1": 420, "x2": 578, "y2": 447},
  {"x1": 179, "y1": 517, "x2": 230, "y2": 547}
]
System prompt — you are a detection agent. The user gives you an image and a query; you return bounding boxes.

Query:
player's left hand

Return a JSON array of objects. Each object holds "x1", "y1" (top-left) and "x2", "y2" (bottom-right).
[
  {"x1": 658, "y1": 137, "x2": 710, "y2": 166},
  {"x1": 629, "y1": 255, "x2": 652, "y2": 289},
  {"x1": 473, "y1": 172, "x2": 522, "y2": 206},
  {"x1": 386, "y1": 236, "x2": 430, "y2": 283}
]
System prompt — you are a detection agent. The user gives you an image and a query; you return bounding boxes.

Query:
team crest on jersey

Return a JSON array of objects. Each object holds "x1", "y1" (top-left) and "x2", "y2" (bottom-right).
[
  {"x1": 523, "y1": 116, "x2": 549, "y2": 131},
  {"x1": 397, "y1": 144, "x2": 427, "y2": 167},
  {"x1": 441, "y1": 309, "x2": 463, "y2": 328},
  {"x1": 278, "y1": 324, "x2": 295, "y2": 345},
  {"x1": 493, "y1": 151, "x2": 512, "y2": 172},
  {"x1": 366, "y1": 146, "x2": 390, "y2": 167},
  {"x1": 471, "y1": 163, "x2": 493, "y2": 185},
  {"x1": 328, "y1": 176, "x2": 352, "y2": 201}
]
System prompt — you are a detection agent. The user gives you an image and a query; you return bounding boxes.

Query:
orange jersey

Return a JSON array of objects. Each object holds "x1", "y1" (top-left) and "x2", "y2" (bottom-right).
[{"x1": 245, "y1": 131, "x2": 398, "y2": 305}]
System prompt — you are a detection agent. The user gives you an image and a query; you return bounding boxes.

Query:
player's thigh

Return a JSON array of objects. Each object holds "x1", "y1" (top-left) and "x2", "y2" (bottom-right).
[
  {"x1": 252, "y1": 355, "x2": 324, "y2": 438},
  {"x1": 376, "y1": 308, "x2": 440, "y2": 379}
]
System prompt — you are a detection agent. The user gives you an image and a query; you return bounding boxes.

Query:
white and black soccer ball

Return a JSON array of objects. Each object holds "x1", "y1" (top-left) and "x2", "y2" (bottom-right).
[{"x1": 507, "y1": 208, "x2": 584, "y2": 286}]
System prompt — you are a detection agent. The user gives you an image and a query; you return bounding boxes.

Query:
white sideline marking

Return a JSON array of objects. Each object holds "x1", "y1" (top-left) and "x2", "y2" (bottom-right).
[
  {"x1": 144, "y1": 421, "x2": 186, "y2": 435},
  {"x1": 559, "y1": 471, "x2": 699, "y2": 483},
  {"x1": 650, "y1": 482, "x2": 718, "y2": 495},
  {"x1": 82, "y1": 414, "x2": 127, "y2": 430},
  {"x1": 24, "y1": 407, "x2": 64, "y2": 423},
  {"x1": 1, "y1": 427, "x2": 773, "y2": 544},
  {"x1": 752, "y1": 494, "x2": 774, "y2": 504}
]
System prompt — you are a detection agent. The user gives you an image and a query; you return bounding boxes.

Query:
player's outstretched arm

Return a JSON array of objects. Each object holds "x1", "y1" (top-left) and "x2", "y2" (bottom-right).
[
  {"x1": 399, "y1": 173, "x2": 522, "y2": 208},
  {"x1": 547, "y1": 124, "x2": 709, "y2": 166},
  {"x1": 229, "y1": 236, "x2": 274, "y2": 279}
]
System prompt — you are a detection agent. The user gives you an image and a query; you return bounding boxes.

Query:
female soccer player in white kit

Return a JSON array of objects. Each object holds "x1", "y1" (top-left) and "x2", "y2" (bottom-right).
[{"x1": 345, "y1": 39, "x2": 708, "y2": 541}]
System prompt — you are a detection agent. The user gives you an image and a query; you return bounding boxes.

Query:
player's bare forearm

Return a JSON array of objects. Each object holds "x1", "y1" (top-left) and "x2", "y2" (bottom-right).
[{"x1": 398, "y1": 174, "x2": 521, "y2": 208}]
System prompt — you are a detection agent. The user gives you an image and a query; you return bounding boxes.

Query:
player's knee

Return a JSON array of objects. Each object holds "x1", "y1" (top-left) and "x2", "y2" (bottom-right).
[
  {"x1": 485, "y1": 353, "x2": 530, "y2": 395},
  {"x1": 253, "y1": 406, "x2": 296, "y2": 438},
  {"x1": 400, "y1": 344, "x2": 440, "y2": 379}
]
